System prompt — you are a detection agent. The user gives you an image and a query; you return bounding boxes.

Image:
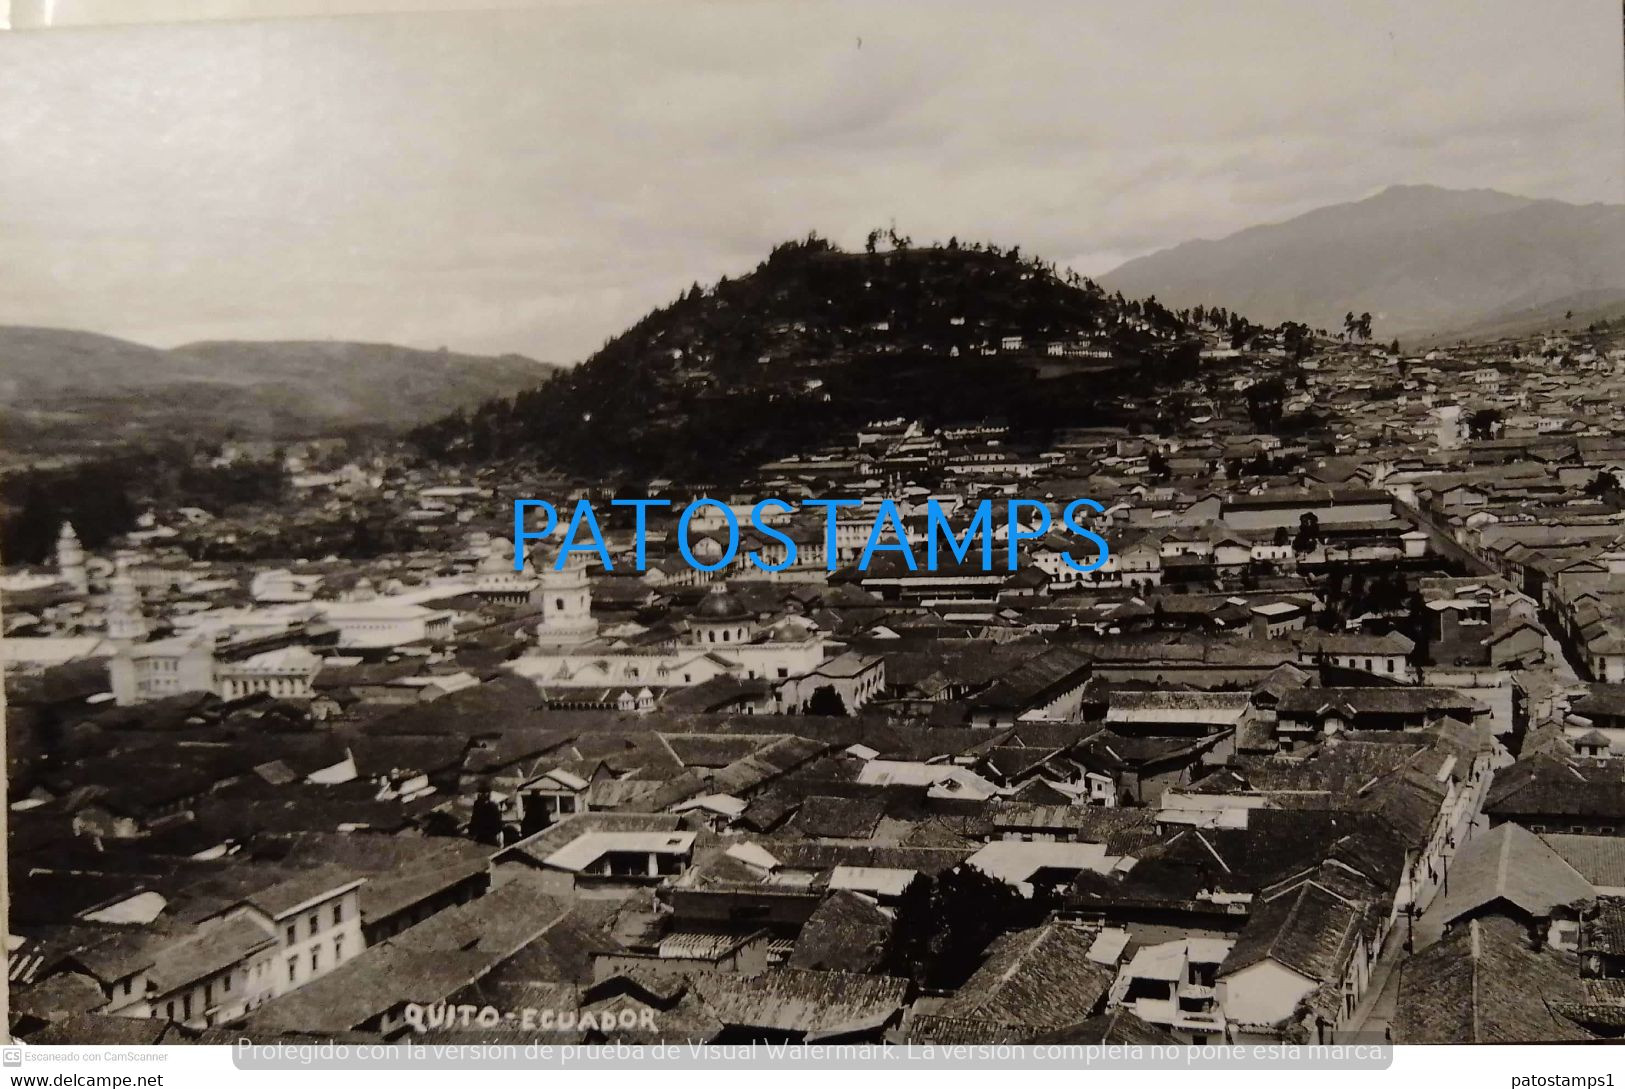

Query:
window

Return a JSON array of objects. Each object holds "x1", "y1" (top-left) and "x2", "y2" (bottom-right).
[
  {"x1": 285, "y1": 924, "x2": 296, "y2": 945},
  {"x1": 334, "y1": 936, "x2": 346, "y2": 962},
  {"x1": 222, "y1": 972, "x2": 231, "y2": 992},
  {"x1": 310, "y1": 948, "x2": 321, "y2": 974},
  {"x1": 182, "y1": 995, "x2": 192, "y2": 1020},
  {"x1": 288, "y1": 957, "x2": 298, "y2": 983},
  {"x1": 309, "y1": 914, "x2": 320, "y2": 939},
  {"x1": 333, "y1": 904, "x2": 343, "y2": 927}
]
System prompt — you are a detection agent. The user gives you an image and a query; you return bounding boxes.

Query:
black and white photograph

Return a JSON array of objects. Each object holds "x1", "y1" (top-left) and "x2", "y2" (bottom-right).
[{"x1": 2, "y1": 0, "x2": 1624, "y2": 1073}]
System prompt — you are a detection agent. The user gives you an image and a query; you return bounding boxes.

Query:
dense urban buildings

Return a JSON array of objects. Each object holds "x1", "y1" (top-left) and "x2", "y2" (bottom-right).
[{"x1": 8, "y1": 303, "x2": 1625, "y2": 1046}]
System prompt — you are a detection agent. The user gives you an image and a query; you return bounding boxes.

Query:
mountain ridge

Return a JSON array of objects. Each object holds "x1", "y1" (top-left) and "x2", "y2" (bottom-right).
[
  {"x1": 0, "y1": 325, "x2": 560, "y2": 453},
  {"x1": 1099, "y1": 185, "x2": 1625, "y2": 341}
]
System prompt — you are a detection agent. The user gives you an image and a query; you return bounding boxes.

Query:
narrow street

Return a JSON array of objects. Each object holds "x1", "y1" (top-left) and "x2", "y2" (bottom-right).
[
  {"x1": 1344, "y1": 800, "x2": 1490, "y2": 1040},
  {"x1": 1342, "y1": 497, "x2": 1586, "y2": 1043}
]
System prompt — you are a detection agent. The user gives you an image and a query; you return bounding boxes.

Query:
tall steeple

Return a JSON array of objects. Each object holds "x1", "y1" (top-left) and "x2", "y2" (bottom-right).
[
  {"x1": 534, "y1": 547, "x2": 599, "y2": 646},
  {"x1": 56, "y1": 522, "x2": 88, "y2": 594},
  {"x1": 105, "y1": 555, "x2": 148, "y2": 643}
]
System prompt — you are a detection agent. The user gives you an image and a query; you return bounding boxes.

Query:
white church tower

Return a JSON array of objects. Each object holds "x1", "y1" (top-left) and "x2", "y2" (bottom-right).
[
  {"x1": 56, "y1": 522, "x2": 89, "y2": 594},
  {"x1": 1432, "y1": 404, "x2": 1464, "y2": 451},
  {"x1": 105, "y1": 556, "x2": 149, "y2": 643},
  {"x1": 473, "y1": 536, "x2": 540, "y2": 605},
  {"x1": 534, "y1": 548, "x2": 599, "y2": 646}
]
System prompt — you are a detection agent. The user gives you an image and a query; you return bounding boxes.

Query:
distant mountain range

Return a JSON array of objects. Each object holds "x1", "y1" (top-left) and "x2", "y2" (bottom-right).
[
  {"x1": 1099, "y1": 185, "x2": 1625, "y2": 343},
  {"x1": 0, "y1": 327, "x2": 558, "y2": 453}
]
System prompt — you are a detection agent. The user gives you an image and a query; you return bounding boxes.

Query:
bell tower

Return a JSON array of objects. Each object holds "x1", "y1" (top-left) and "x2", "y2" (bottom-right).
[
  {"x1": 105, "y1": 556, "x2": 149, "y2": 643},
  {"x1": 56, "y1": 522, "x2": 89, "y2": 595},
  {"x1": 535, "y1": 548, "x2": 599, "y2": 646}
]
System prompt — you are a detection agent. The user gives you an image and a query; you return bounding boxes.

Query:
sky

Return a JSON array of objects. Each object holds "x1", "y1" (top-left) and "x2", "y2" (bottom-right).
[{"x1": 1, "y1": 0, "x2": 1621, "y2": 363}]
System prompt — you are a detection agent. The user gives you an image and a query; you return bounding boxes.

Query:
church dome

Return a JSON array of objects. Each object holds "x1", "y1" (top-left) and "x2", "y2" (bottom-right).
[
  {"x1": 766, "y1": 618, "x2": 812, "y2": 643},
  {"x1": 477, "y1": 538, "x2": 515, "y2": 574},
  {"x1": 694, "y1": 583, "x2": 750, "y2": 621}
]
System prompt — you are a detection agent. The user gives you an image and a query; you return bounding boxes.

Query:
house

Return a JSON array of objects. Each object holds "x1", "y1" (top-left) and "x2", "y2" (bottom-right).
[
  {"x1": 1274, "y1": 687, "x2": 1488, "y2": 743},
  {"x1": 966, "y1": 647, "x2": 1094, "y2": 727},
  {"x1": 232, "y1": 866, "x2": 367, "y2": 1001},
  {"x1": 240, "y1": 880, "x2": 592, "y2": 1038},
  {"x1": 1430, "y1": 822, "x2": 1595, "y2": 947},
  {"x1": 984, "y1": 800, "x2": 1113, "y2": 842},
  {"x1": 1485, "y1": 756, "x2": 1625, "y2": 835},
  {"x1": 494, "y1": 813, "x2": 696, "y2": 897},
  {"x1": 965, "y1": 841, "x2": 1130, "y2": 894},
  {"x1": 1108, "y1": 936, "x2": 1233, "y2": 1044},
  {"x1": 145, "y1": 916, "x2": 277, "y2": 1028},
  {"x1": 774, "y1": 651, "x2": 886, "y2": 714},
  {"x1": 591, "y1": 929, "x2": 774, "y2": 985},
  {"x1": 1579, "y1": 899, "x2": 1625, "y2": 982},
  {"x1": 1291, "y1": 631, "x2": 1416, "y2": 681},
  {"x1": 518, "y1": 768, "x2": 594, "y2": 826},
  {"x1": 1216, "y1": 873, "x2": 1374, "y2": 1042},
  {"x1": 1250, "y1": 601, "x2": 1307, "y2": 639},
  {"x1": 535, "y1": 831, "x2": 695, "y2": 894},
  {"x1": 144, "y1": 865, "x2": 366, "y2": 1028},
  {"x1": 258, "y1": 833, "x2": 491, "y2": 945}
]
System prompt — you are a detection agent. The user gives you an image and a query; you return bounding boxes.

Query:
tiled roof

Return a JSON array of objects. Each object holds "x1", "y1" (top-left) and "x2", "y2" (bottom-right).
[
  {"x1": 1542, "y1": 833, "x2": 1625, "y2": 888},
  {"x1": 792, "y1": 795, "x2": 886, "y2": 840},
  {"x1": 1219, "y1": 878, "x2": 1366, "y2": 985},
  {"x1": 938, "y1": 922, "x2": 1114, "y2": 1028},
  {"x1": 148, "y1": 914, "x2": 275, "y2": 995},
  {"x1": 1583, "y1": 899, "x2": 1625, "y2": 957},
  {"x1": 689, "y1": 968, "x2": 908, "y2": 1034},
  {"x1": 1024, "y1": 1007, "x2": 1181, "y2": 1045},
  {"x1": 786, "y1": 890, "x2": 895, "y2": 974},
  {"x1": 903, "y1": 1013, "x2": 1029, "y2": 1044},
  {"x1": 1434, "y1": 823, "x2": 1595, "y2": 927},
  {"x1": 1394, "y1": 916, "x2": 1591, "y2": 1043},
  {"x1": 240, "y1": 864, "x2": 366, "y2": 920}
]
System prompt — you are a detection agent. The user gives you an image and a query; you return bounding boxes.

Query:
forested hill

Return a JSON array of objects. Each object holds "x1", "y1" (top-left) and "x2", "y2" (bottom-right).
[{"x1": 409, "y1": 234, "x2": 1229, "y2": 480}]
